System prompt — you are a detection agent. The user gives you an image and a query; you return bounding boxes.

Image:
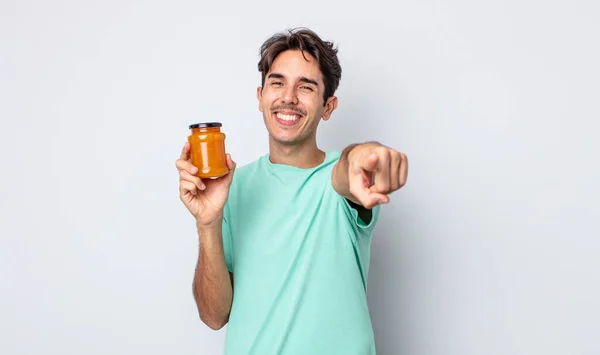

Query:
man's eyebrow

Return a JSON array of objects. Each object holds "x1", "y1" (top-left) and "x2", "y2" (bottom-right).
[
  {"x1": 299, "y1": 77, "x2": 318, "y2": 86},
  {"x1": 267, "y1": 73, "x2": 318, "y2": 86}
]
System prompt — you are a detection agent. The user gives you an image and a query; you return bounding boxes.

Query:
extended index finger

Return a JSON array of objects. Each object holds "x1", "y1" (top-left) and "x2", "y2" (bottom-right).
[
  {"x1": 349, "y1": 170, "x2": 388, "y2": 209},
  {"x1": 180, "y1": 142, "x2": 191, "y2": 161}
]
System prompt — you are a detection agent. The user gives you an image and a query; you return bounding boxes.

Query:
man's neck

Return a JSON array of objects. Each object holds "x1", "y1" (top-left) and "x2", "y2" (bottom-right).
[{"x1": 268, "y1": 138, "x2": 326, "y2": 169}]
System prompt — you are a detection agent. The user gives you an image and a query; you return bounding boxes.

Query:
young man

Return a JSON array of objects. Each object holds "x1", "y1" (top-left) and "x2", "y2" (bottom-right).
[{"x1": 176, "y1": 28, "x2": 408, "y2": 355}]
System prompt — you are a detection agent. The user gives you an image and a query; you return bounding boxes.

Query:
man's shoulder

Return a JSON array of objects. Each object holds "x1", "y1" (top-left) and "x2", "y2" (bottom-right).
[
  {"x1": 323, "y1": 149, "x2": 342, "y2": 167},
  {"x1": 232, "y1": 155, "x2": 264, "y2": 181},
  {"x1": 326, "y1": 149, "x2": 342, "y2": 160}
]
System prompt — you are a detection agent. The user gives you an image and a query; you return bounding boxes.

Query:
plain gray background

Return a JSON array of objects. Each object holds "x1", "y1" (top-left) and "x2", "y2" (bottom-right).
[{"x1": 1, "y1": 0, "x2": 599, "y2": 354}]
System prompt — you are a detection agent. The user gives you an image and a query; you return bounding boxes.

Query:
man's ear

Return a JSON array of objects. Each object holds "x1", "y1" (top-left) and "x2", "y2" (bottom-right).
[
  {"x1": 321, "y1": 96, "x2": 338, "y2": 121},
  {"x1": 257, "y1": 86, "x2": 263, "y2": 112}
]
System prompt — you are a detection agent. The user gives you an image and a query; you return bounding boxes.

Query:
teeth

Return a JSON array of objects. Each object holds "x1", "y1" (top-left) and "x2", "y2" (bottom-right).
[{"x1": 277, "y1": 113, "x2": 300, "y2": 121}]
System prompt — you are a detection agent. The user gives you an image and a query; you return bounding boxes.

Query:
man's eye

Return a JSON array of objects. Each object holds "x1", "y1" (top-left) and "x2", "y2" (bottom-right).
[
  {"x1": 300, "y1": 86, "x2": 314, "y2": 91},
  {"x1": 271, "y1": 81, "x2": 283, "y2": 86}
]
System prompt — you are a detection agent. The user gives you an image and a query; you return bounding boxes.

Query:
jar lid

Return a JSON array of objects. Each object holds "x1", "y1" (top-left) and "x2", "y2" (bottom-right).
[{"x1": 189, "y1": 122, "x2": 222, "y2": 129}]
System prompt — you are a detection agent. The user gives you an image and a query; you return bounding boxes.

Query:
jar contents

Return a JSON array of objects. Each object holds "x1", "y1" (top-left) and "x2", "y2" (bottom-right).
[{"x1": 187, "y1": 122, "x2": 229, "y2": 179}]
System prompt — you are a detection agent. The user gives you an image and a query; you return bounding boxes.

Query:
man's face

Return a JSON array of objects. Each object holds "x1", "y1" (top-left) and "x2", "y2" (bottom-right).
[{"x1": 257, "y1": 50, "x2": 337, "y2": 146}]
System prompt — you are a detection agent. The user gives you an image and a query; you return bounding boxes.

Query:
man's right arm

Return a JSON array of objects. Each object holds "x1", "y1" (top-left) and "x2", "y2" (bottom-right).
[
  {"x1": 176, "y1": 142, "x2": 236, "y2": 330},
  {"x1": 192, "y1": 221, "x2": 234, "y2": 330}
]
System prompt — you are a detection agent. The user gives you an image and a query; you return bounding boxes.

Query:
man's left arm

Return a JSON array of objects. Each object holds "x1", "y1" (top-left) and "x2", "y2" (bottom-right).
[{"x1": 331, "y1": 142, "x2": 408, "y2": 220}]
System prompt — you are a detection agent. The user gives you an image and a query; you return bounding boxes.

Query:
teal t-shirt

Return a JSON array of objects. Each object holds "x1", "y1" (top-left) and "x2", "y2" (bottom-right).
[{"x1": 221, "y1": 150, "x2": 380, "y2": 355}]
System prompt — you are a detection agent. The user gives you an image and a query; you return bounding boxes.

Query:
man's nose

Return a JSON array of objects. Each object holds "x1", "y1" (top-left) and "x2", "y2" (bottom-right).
[{"x1": 281, "y1": 85, "x2": 298, "y2": 105}]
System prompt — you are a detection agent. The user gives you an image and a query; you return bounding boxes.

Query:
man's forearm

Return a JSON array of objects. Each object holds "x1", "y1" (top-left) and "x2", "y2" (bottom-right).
[
  {"x1": 192, "y1": 221, "x2": 233, "y2": 330},
  {"x1": 332, "y1": 143, "x2": 360, "y2": 203}
]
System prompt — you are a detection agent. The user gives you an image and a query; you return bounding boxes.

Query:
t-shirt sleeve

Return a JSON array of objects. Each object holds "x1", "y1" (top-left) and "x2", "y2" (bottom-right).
[
  {"x1": 222, "y1": 208, "x2": 234, "y2": 273},
  {"x1": 338, "y1": 195, "x2": 381, "y2": 238}
]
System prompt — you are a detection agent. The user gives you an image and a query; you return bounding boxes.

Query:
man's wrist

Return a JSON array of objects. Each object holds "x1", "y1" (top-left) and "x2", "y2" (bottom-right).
[{"x1": 196, "y1": 218, "x2": 222, "y2": 236}]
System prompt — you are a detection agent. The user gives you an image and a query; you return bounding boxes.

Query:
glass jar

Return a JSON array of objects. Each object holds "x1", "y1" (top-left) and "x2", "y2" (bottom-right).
[{"x1": 187, "y1": 122, "x2": 229, "y2": 179}]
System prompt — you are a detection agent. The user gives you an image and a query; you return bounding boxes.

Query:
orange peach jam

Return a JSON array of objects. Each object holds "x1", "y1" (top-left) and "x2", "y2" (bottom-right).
[{"x1": 187, "y1": 122, "x2": 229, "y2": 179}]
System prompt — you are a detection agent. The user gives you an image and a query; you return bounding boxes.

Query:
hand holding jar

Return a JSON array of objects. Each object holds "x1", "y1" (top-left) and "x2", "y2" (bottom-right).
[{"x1": 176, "y1": 122, "x2": 235, "y2": 227}]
